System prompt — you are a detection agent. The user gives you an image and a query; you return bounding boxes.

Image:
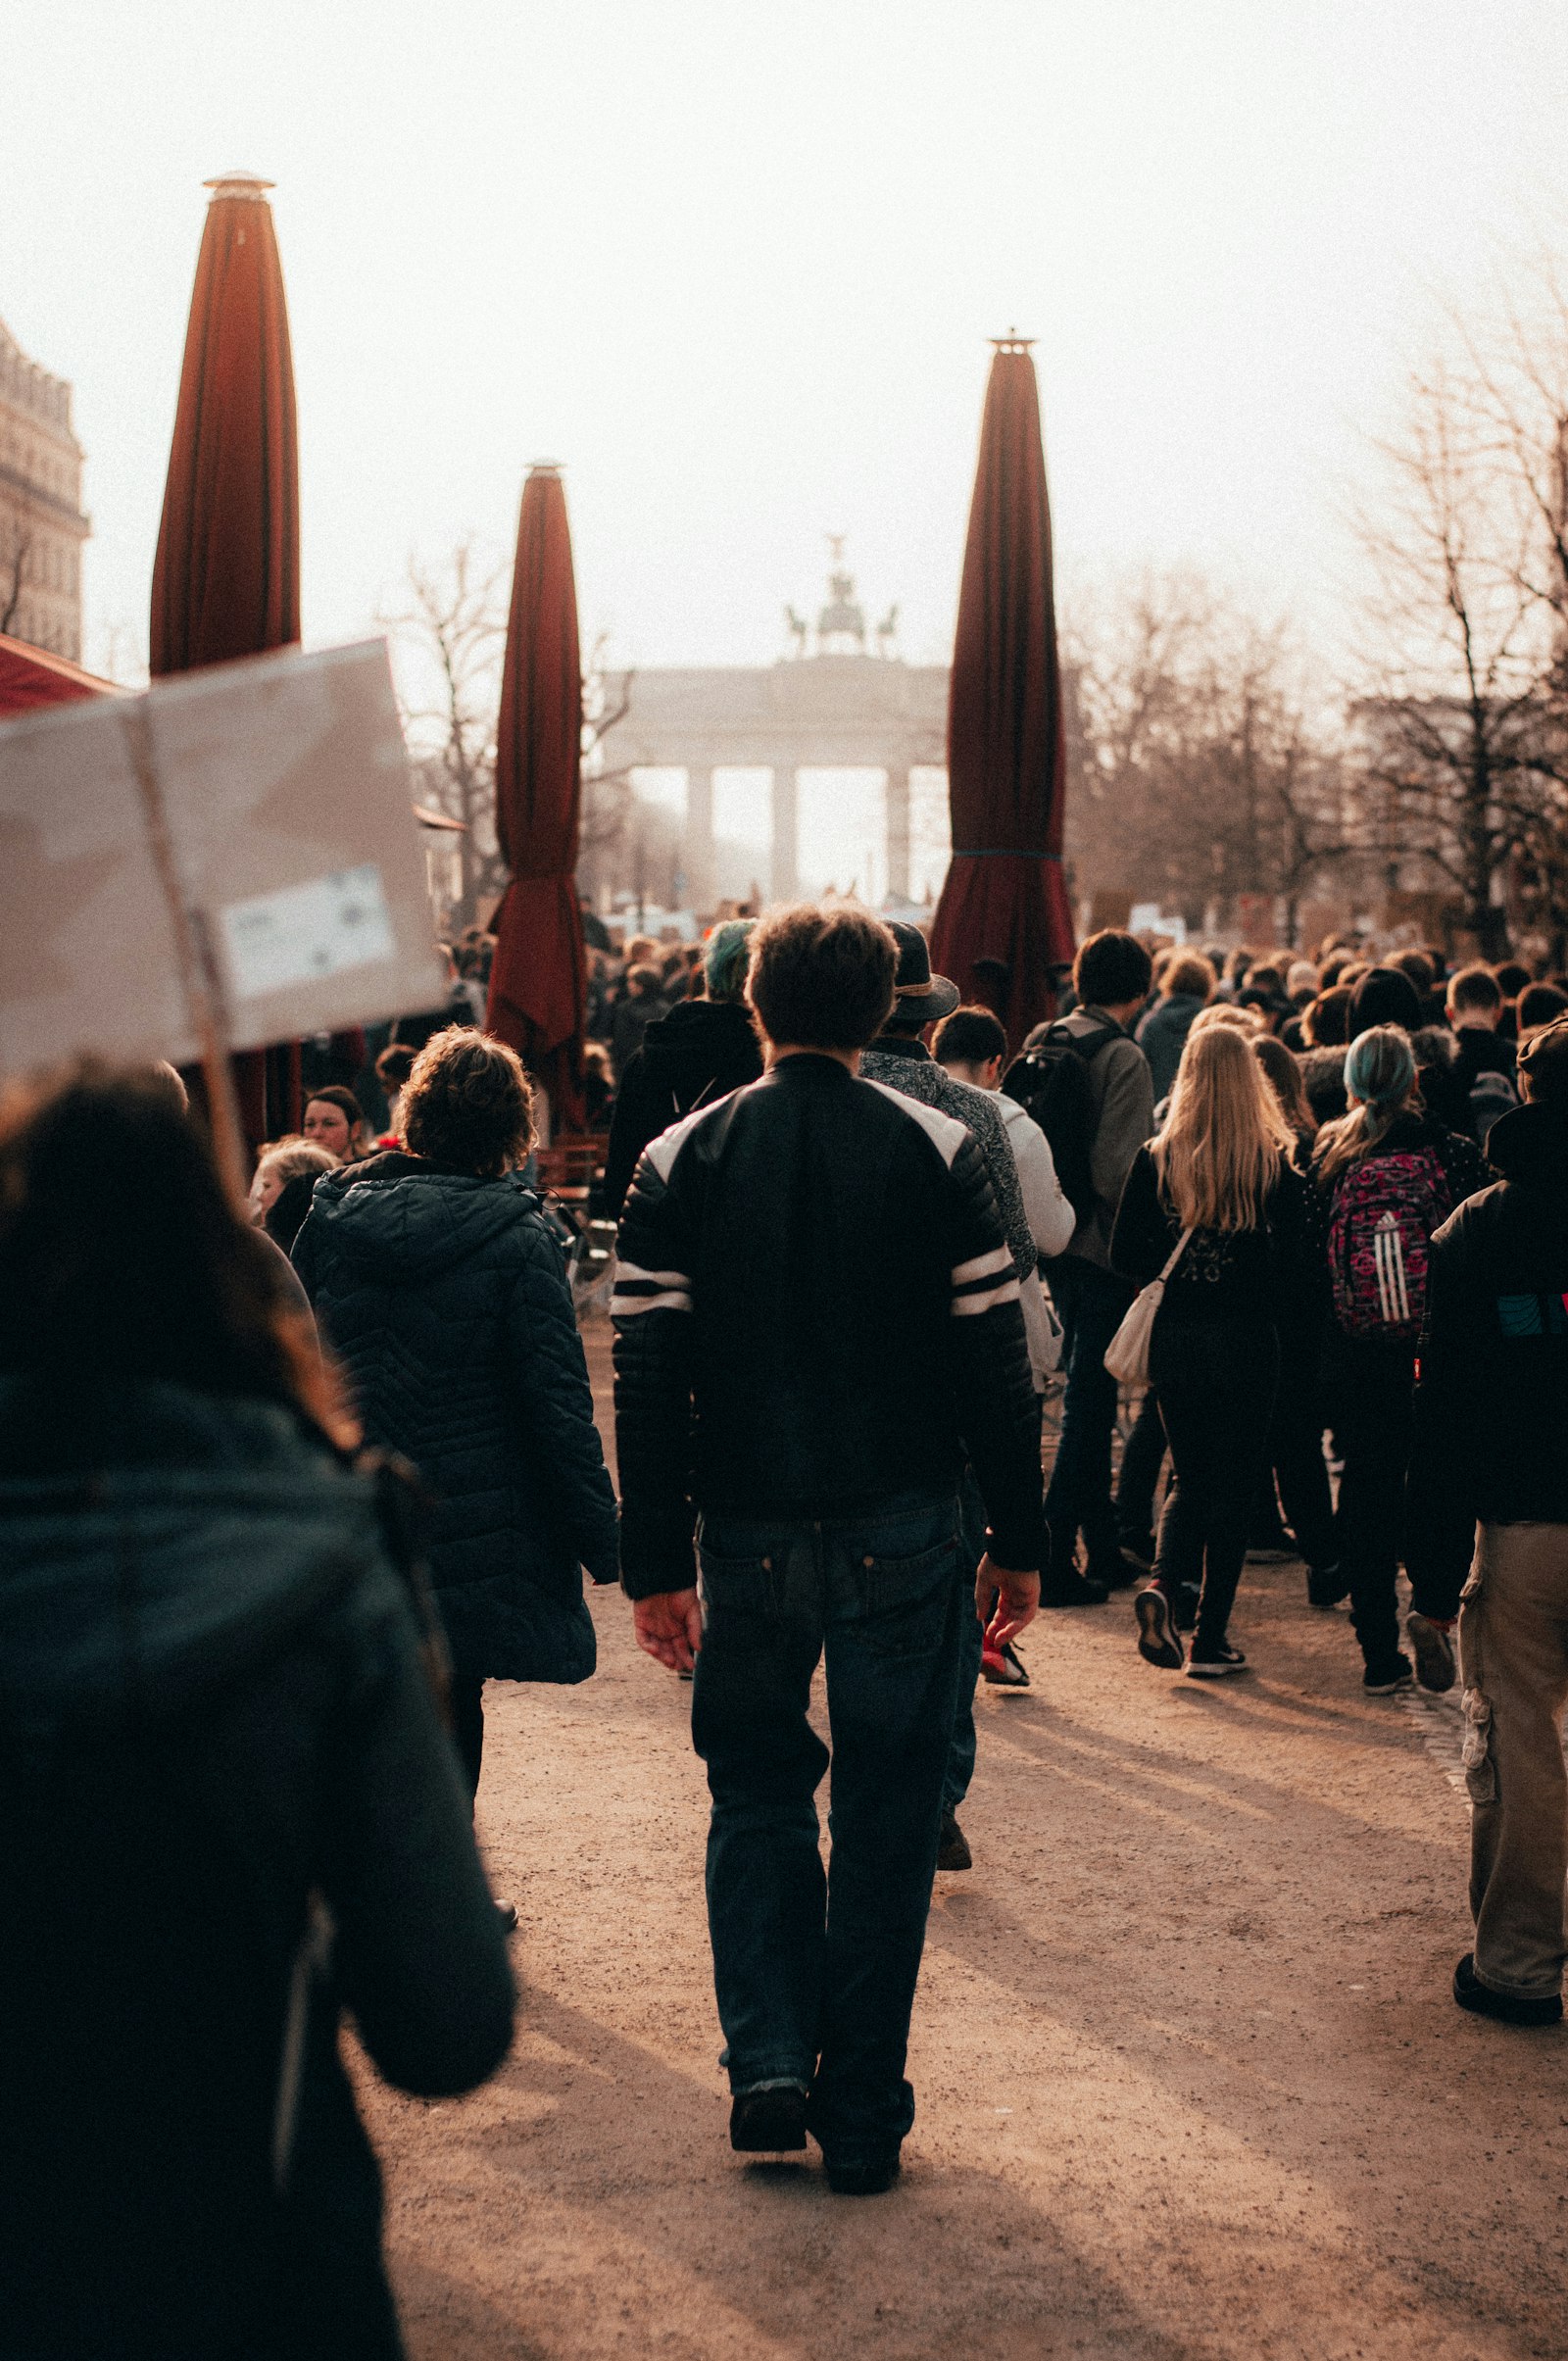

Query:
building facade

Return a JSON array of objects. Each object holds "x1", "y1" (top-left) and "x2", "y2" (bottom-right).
[{"x1": 0, "y1": 317, "x2": 89, "y2": 662}]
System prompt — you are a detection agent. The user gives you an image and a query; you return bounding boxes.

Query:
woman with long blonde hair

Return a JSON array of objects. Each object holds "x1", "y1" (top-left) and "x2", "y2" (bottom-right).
[{"x1": 1111, "y1": 1024, "x2": 1321, "y2": 1675}]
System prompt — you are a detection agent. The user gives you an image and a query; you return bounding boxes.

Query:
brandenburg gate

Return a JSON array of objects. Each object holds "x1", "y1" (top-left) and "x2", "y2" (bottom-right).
[{"x1": 597, "y1": 547, "x2": 948, "y2": 909}]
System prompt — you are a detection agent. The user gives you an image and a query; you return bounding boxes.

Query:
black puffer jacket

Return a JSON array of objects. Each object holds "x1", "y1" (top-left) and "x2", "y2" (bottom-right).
[
  {"x1": 602, "y1": 998, "x2": 763, "y2": 1218},
  {"x1": 1405, "y1": 1101, "x2": 1568, "y2": 1618},
  {"x1": 0, "y1": 1382, "x2": 514, "y2": 2361},
  {"x1": 293, "y1": 1154, "x2": 618, "y2": 1681}
]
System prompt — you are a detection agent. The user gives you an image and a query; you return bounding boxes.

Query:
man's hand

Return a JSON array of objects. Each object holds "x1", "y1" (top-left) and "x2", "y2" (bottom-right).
[
  {"x1": 633, "y1": 1588, "x2": 703, "y2": 1673},
  {"x1": 975, "y1": 1553, "x2": 1040, "y2": 1650}
]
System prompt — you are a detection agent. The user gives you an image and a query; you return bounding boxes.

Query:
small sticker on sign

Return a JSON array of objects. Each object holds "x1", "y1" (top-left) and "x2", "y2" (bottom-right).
[{"x1": 220, "y1": 864, "x2": 396, "y2": 1000}]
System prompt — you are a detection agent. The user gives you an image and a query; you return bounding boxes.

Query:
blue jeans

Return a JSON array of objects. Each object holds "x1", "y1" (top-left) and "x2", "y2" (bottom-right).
[
  {"x1": 1042, "y1": 1255, "x2": 1132, "y2": 1566},
  {"x1": 942, "y1": 1470, "x2": 990, "y2": 1813},
  {"x1": 691, "y1": 1489, "x2": 964, "y2": 2166}
]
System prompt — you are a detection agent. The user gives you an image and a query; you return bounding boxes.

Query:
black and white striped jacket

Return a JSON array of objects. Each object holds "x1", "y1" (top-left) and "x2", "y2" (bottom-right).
[{"x1": 612, "y1": 1052, "x2": 1044, "y2": 1599}]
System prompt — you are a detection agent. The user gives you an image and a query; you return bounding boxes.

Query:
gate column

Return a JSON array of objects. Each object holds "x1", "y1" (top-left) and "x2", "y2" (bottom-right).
[
  {"x1": 685, "y1": 765, "x2": 716, "y2": 915},
  {"x1": 770, "y1": 765, "x2": 799, "y2": 903},
  {"x1": 886, "y1": 765, "x2": 911, "y2": 904}
]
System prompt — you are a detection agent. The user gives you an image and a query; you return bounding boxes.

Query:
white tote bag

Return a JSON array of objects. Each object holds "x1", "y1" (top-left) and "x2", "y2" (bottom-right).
[{"x1": 1103, "y1": 1227, "x2": 1193, "y2": 1388}]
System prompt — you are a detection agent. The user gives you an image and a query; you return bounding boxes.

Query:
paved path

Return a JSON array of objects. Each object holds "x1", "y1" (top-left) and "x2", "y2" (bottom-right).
[{"x1": 357, "y1": 1324, "x2": 1568, "y2": 2359}]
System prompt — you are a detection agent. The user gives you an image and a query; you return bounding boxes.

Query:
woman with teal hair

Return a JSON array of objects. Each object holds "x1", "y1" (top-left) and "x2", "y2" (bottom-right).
[
  {"x1": 602, "y1": 919, "x2": 764, "y2": 1216},
  {"x1": 1315, "y1": 1026, "x2": 1487, "y2": 1693}
]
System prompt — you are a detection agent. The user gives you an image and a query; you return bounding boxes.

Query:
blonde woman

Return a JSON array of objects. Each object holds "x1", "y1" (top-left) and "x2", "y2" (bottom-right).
[{"x1": 1111, "y1": 1024, "x2": 1320, "y2": 1675}]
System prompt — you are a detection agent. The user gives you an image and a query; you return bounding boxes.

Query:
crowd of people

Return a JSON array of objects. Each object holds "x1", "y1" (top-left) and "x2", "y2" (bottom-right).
[{"x1": 2, "y1": 897, "x2": 1566, "y2": 2356}]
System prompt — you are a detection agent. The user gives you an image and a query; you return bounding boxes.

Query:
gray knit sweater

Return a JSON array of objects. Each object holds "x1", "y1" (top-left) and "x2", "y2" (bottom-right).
[{"x1": 860, "y1": 1038, "x2": 1036, "y2": 1285}]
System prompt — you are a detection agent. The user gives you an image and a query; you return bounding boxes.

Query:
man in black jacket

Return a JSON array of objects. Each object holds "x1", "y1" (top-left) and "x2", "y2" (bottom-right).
[
  {"x1": 1406, "y1": 1014, "x2": 1568, "y2": 2026},
  {"x1": 602, "y1": 918, "x2": 762, "y2": 1218},
  {"x1": 612, "y1": 904, "x2": 1043, "y2": 2195}
]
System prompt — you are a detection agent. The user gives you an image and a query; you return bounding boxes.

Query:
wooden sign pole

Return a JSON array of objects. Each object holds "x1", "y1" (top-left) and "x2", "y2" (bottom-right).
[{"x1": 120, "y1": 701, "x2": 250, "y2": 1205}]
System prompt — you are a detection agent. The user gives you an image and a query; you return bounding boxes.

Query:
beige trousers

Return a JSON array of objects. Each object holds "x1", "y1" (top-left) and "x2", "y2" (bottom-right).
[{"x1": 1459, "y1": 1520, "x2": 1568, "y2": 1999}]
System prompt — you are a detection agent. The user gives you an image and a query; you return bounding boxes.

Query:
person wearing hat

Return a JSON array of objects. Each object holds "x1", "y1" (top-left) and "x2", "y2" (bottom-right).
[{"x1": 1405, "y1": 1013, "x2": 1568, "y2": 2023}]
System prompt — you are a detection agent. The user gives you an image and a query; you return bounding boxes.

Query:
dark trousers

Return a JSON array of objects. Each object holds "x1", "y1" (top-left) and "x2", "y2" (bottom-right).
[
  {"x1": 1043, "y1": 1255, "x2": 1132, "y2": 1568},
  {"x1": 1269, "y1": 1333, "x2": 1337, "y2": 1572},
  {"x1": 1329, "y1": 1337, "x2": 1414, "y2": 1669},
  {"x1": 691, "y1": 1489, "x2": 964, "y2": 2167},
  {"x1": 1152, "y1": 1321, "x2": 1278, "y2": 1649},
  {"x1": 1115, "y1": 1387, "x2": 1168, "y2": 1551},
  {"x1": 451, "y1": 1675, "x2": 485, "y2": 1800}
]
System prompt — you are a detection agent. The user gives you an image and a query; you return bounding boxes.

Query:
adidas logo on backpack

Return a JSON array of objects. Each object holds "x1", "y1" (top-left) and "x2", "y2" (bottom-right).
[{"x1": 1328, "y1": 1151, "x2": 1452, "y2": 1341}]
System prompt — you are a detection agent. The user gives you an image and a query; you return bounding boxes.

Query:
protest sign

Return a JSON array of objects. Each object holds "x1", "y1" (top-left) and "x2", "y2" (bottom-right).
[{"x1": 0, "y1": 638, "x2": 446, "y2": 1078}]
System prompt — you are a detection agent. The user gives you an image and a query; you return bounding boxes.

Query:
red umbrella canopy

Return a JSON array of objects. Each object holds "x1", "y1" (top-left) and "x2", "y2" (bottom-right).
[
  {"x1": 928, "y1": 339, "x2": 1075, "y2": 1048},
  {"x1": 486, "y1": 466, "x2": 588, "y2": 1133},
  {"x1": 150, "y1": 172, "x2": 300, "y2": 677},
  {"x1": 150, "y1": 172, "x2": 302, "y2": 1150}
]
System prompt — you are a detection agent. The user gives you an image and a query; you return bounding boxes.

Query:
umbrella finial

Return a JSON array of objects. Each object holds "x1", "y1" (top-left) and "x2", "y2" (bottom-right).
[{"x1": 204, "y1": 171, "x2": 276, "y2": 202}]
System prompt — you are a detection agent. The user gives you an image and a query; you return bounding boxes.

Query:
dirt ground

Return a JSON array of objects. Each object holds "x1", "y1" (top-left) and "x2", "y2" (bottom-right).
[{"x1": 358, "y1": 1322, "x2": 1568, "y2": 2361}]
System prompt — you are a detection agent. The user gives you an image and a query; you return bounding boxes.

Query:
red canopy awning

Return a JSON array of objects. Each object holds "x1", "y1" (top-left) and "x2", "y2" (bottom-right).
[
  {"x1": 150, "y1": 172, "x2": 302, "y2": 1150},
  {"x1": 0, "y1": 633, "x2": 116, "y2": 716},
  {"x1": 485, "y1": 467, "x2": 588, "y2": 1133},
  {"x1": 928, "y1": 339, "x2": 1075, "y2": 1047}
]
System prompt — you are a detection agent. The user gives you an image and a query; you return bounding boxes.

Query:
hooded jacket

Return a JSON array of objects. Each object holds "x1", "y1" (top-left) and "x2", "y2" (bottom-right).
[
  {"x1": 1135, "y1": 991, "x2": 1206, "y2": 1101},
  {"x1": 602, "y1": 998, "x2": 763, "y2": 1219},
  {"x1": 0, "y1": 1381, "x2": 514, "y2": 2361},
  {"x1": 1405, "y1": 1100, "x2": 1568, "y2": 1618},
  {"x1": 292, "y1": 1154, "x2": 618, "y2": 1683}
]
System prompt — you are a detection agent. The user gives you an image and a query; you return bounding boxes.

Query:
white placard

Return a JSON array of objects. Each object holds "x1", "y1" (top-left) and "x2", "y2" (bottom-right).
[
  {"x1": 220, "y1": 863, "x2": 396, "y2": 1000},
  {"x1": 0, "y1": 639, "x2": 448, "y2": 1074}
]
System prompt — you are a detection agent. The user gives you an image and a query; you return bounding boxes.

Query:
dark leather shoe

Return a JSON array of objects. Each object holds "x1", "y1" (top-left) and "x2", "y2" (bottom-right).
[
  {"x1": 825, "y1": 2153, "x2": 902, "y2": 2195},
  {"x1": 730, "y1": 2086, "x2": 808, "y2": 2151},
  {"x1": 494, "y1": 1898, "x2": 518, "y2": 1934},
  {"x1": 1453, "y1": 1953, "x2": 1562, "y2": 2026},
  {"x1": 936, "y1": 1809, "x2": 972, "y2": 1871}
]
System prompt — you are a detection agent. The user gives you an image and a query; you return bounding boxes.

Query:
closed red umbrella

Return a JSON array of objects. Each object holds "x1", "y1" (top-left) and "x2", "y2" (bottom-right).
[
  {"x1": 928, "y1": 338, "x2": 1075, "y2": 1047},
  {"x1": 486, "y1": 465, "x2": 588, "y2": 1134},
  {"x1": 150, "y1": 172, "x2": 301, "y2": 1148}
]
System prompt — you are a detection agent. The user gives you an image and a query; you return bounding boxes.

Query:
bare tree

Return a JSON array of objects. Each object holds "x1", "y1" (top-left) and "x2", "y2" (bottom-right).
[
  {"x1": 1067, "y1": 572, "x2": 1352, "y2": 938},
  {"x1": 386, "y1": 546, "x2": 641, "y2": 932},
  {"x1": 577, "y1": 640, "x2": 636, "y2": 902},
  {"x1": 1351, "y1": 358, "x2": 1545, "y2": 954},
  {"x1": 1446, "y1": 255, "x2": 1568, "y2": 951},
  {"x1": 383, "y1": 542, "x2": 509, "y2": 931},
  {"x1": 0, "y1": 516, "x2": 31, "y2": 639}
]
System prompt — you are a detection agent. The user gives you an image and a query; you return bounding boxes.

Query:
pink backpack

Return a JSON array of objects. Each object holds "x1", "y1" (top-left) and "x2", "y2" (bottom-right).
[{"x1": 1327, "y1": 1149, "x2": 1452, "y2": 1341}]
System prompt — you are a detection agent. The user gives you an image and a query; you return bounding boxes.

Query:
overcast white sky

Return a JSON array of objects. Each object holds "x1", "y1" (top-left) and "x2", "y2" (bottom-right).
[{"x1": 5, "y1": 1, "x2": 1567, "y2": 885}]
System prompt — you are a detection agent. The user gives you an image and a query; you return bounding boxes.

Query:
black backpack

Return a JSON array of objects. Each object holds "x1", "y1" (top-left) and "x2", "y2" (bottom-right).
[{"x1": 1002, "y1": 1020, "x2": 1121, "y2": 1219}]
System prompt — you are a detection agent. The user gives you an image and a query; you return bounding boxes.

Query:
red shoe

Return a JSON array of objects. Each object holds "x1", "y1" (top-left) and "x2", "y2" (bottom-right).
[{"x1": 980, "y1": 1638, "x2": 1030, "y2": 1687}]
